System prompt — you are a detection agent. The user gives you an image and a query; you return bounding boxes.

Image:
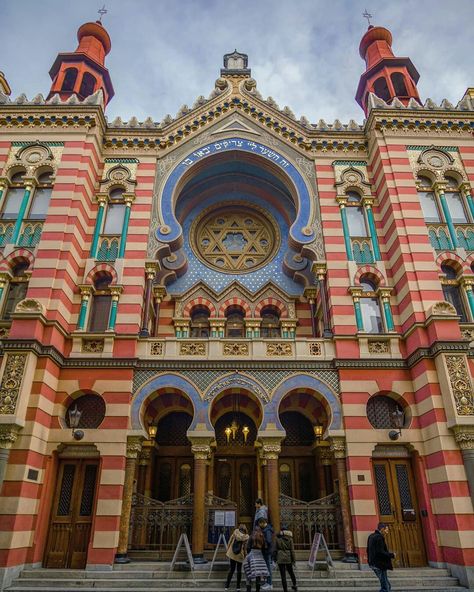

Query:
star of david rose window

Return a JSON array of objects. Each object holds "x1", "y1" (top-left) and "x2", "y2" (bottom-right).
[{"x1": 190, "y1": 205, "x2": 280, "y2": 273}]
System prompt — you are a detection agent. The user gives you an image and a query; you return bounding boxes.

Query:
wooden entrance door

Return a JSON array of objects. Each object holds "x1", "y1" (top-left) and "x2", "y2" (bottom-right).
[
  {"x1": 44, "y1": 459, "x2": 99, "y2": 569},
  {"x1": 215, "y1": 457, "x2": 256, "y2": 533},
  {"x1": 373, "y1": 459, "x2": 426, "y2": 567}
]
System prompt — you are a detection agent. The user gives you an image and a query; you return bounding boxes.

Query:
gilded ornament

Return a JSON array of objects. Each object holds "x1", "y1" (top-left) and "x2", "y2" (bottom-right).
[
  {"x1": 126, "y1": 437, "x2": 143, "y2": 459},
  {"x1": 452, "y1": 426, "x2": 474, "y2": 450},
  {"x1": 309, "y1": 342, "x2": 322, "y2": 356},
  {"x1": 150, "y1": 341, "x2": 164, "y2": 356},
  {"x1": 446, "y1": 355, "x2": 474, "y2": 415},
  {"x1": 81, "y1": 339, "x2": 105, "y2": 353},
  {"x1": 0, "y1": 354, "x2": 27, "y2": 415},
  {"x1": 180, "y1": 342, "x2": 206, "y2": 356},
  {"x1": 266, "y1": 342, "x2": 292, "y2": 356},
  {"x1": 223, "y1": 342, "x2": 249, "y2": 356},
  {"x1": 329, "y1": 437, "x2": 346, "y2": 459},
  {"x1": 0, "y1": 424, "x2": 21, "y2": 449},
  {"x1": 368, "y1": 341, "x2": 390, "y2": 354}
]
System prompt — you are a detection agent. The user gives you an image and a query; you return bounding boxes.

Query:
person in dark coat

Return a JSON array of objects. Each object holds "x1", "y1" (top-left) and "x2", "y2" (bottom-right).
[
  {"x1": 274, "y1": 526, "x2": 297, "y2": 592},
  {"x1": 257, "y1": 517, "x2": 274, "y2": 590},
  {"x1": 367, "y1": 522, "x2": 395, "y2": 592}
]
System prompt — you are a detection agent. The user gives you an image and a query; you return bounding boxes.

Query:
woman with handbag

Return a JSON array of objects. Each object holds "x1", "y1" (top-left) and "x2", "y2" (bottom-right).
[
  {"x1": 225, "y1": 524, "x2": 249, "y2": 591},
  {"x1": 274, "y1": 526, "x2": 297, "y2": 592}
]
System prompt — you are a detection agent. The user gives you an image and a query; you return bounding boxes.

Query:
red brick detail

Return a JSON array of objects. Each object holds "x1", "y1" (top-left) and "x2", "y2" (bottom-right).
[
  {"x1": 85, "y1": 263, "x2": 118, "y2": 285},
  {"x1": 183, "y1": 298, "x2": 217, "y2": 317},
  {"x1": 254, "y1": 298, "x2": 288, "y2": 318},
  {"x1": 218, "y1": 298, "x2": 251, "y2": 317}
]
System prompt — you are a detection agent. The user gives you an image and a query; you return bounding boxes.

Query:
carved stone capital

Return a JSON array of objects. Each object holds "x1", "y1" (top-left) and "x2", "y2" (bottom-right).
[
  {"x1": 191, "y1": 444, "x2": 211, "y2": 460},
  {"x1": 452, "y1": 425, "x2": 474, "y2": 450},
  {"x1": 460, "y1": 182, "x2": 473, "y2": 198},
  {"x1": 96, "y1": 193, "x2": 109, "y2": 206},
  {"x1": 0, "y1": 424, "x2": 21, "y2": 449},
  {"x1": 329, "y1": 437, "x2": 346, "y2": 459},
  {"x1": 303, "y1": 287, "x2": 318, "y2": 303},
  {"x1": 318, "y1": 447, "x2": 333, "y2": 465},
  {"x1": 153, "y1": 285, "x2": 166, "y2": 303},
  {"x1": 126, "y1": 436, "x2": 143, "y2": 459},
  {"x1": 139, "y1": 447, "x2": 152, "y2": 464},
  {"x1": 79, "y1": 284, "x2": 93, "y2": 300},
  {"x1": 110, "y1": 286, "x2": 123, "y2": 300}
]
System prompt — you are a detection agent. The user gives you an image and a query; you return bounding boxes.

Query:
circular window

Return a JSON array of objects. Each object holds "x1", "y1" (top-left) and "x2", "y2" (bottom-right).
[
  {"x1": 190, "y1": 203, "x2": 280, "y2": 273},
  {"x1": 65, "y1": 394, "x2": 106, "y2": 429},
  {"x1": 367, "y1": 395, "x2": 407, "y2": 429}
]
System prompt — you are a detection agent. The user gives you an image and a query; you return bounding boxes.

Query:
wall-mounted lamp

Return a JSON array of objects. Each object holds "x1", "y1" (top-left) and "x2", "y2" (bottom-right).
[
  {"x1": 69, "y1": 405, "x2": 84, "y2": 441},
  {"x1": 389, "y1": 407, "x2": 405, "y2": 441},
  {"x1": 242, "y1": 425, "x2": 250, "y2": 443},
  {"x1": 148, "y1": 424, "x2": 157, "y2": 440},
  {"x1": 224, "y1": 426, "x2": 232, "y2": 443},
  {"x1": 313, "y1": 423, "x2": 323, "y2": 442}
]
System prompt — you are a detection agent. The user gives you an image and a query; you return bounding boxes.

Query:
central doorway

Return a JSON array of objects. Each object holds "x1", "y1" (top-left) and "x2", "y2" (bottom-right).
[{"x1": 211, "y1": 391, "x2": 262, "y2": 533}]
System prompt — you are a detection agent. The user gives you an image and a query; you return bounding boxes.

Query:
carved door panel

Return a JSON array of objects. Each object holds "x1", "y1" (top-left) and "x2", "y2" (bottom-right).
[
  {"x1": 373, "y1": 459, "x2": 426, "y2": 567},
  {"x1": 44, "y1": 460, "x2": 99, "y2": 569},
  {"x1": 215, "y1": 457, "x2": 256, "y2": 532}
]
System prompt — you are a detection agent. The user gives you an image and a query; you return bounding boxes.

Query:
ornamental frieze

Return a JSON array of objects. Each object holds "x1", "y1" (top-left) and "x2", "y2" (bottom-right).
[
  {"x1": 446, "y1": 354, "x2": 474, "y2": 415},
  {"x1": 0, "y1": 353, "x2": 28, "y2": 415}
]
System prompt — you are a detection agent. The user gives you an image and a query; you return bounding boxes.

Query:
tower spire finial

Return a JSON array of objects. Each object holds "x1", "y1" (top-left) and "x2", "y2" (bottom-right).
[
  {"x1": 98, "y1": 4, "x2": 107, "y2": 23},
  {"x1": 362, "y1": 9, "x2": 373, "y2": 27}
]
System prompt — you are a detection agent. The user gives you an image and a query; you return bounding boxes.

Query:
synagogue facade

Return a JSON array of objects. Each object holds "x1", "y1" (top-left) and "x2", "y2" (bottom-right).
[{"x1": 0, "y1": 18, "x2": 473, "y2": 590}]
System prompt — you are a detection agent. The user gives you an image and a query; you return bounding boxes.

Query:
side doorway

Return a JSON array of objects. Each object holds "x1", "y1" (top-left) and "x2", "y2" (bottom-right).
[
  {"x1": 44, "y1": 459, "x2": 99, "y2": 568},
  {"x1": 373, "y1": 458, "x2": 426, "y2": 567}
]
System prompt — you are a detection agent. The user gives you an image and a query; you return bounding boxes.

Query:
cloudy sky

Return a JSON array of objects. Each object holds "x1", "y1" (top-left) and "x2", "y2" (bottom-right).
[{"x1": 1, "y1": 0, "x2": 472, "y2": 125}]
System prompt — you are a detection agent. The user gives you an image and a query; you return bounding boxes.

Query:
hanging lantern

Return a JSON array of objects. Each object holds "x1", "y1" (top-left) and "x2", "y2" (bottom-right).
[
  {"x1": 230, "y1": 419, "x2": 239, "y2": 440},
  {"x1": 242, "y1": 425, "x2": 250, "y2": 443},
  {"x1": 224, "y1": 426, "x2": 232, "y2": 443}
]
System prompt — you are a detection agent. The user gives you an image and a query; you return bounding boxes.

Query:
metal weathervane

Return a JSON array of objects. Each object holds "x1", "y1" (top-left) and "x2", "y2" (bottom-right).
[
  {"x1": 362, "y1": 9, "x2": 373, "y2": 26},
  {"x1": 98, "y1": 4, "x2": 107, "y2": 22}
]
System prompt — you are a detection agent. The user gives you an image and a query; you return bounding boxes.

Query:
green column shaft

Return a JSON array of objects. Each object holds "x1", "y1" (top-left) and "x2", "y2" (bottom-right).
[
  {"x1": 77, "y1": 298, "x2": 89, "y2": 330},
  {"x1": 383, "y1": 300, "x2": 395, "y2": 331},
  {"x1": 118, "y1": 204, "x2": 132, "y2": 258},
  {"x1": 11, "y1": 188, "x2": 31, "y2": 245},
  {"x1": 439, "y1": 192, "x2": 458, "y2": 249},
  {"x1": 340, "y1": 207, "x2": 353, "y2": 260},
  {"x1": 354, "y1": 300, "x2": 363, "y2": 331},
  {"x1": 465, "y1": 286, "x2": 474, "y2": 320},
  {"x1": 108, "y1": 300, "x2": 118, "y2": 330},
  {"x1": 90, "y1": 203, "x2": 106, "y2": 258},
  {"x1": 366, "y1": 206, "x2": 381, "y2": 260},
  {"x1": 466, "y1": 194, "x2": 474, "y2": 221}
]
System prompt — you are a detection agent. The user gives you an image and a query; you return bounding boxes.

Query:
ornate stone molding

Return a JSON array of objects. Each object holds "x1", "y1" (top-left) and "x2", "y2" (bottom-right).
[
  {"x1": 452, "y1": 426, "x2": 474, "y2": 450},
  {"x1": 446, "y1": 355, "x2": 474, "y2": 415},
  {"x1": 368, "y1": 341, "x2": 390, "y2": 354},
  {"x1": 0, "y1": 424, "x2": 21, "y2": 449},
  {"x1": 126, "y1": 437, "x2": 143, "y2": 459},
  {"x1": 0, "y1": 353, "x2": 28, "y2": 415},
  {"x1": 266, "y1": 342, "x2": 292, "y2": 356},
  {"x1": 329, "y1": 437, "x2": 346, "y2": 459},
  {"x1": 223, "y1": 342, "x2": 249, "y2": 356},
  {"x1": 180, "y1": 342, "x2": 206, "y2": 356},
  {"x1": 81, "y1": 339, "x2": 105, "y2": 354},
  {"x1": 191, "y1": 444, "x2": 211, "y2": 460}
]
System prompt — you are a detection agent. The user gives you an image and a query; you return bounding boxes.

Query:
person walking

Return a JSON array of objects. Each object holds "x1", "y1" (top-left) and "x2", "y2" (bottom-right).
[
  {"x1": 254, "y1": 498, "x2": 268, "y2": 526},
  {"x1": 257, "y1": 518, "x2": 274, "y2": 591},
  {"x1": 225, "y1": 524, "x2": 249, "y2": 591},
  {"x1": 243, "y1": 527, "x2": 269, "y2": 592},
  {"x1": 367, "y1": 522, "x2": 395, "y2": 592},
  {"x1": 274, "y1": 526, "x2": 297, "y2": 592}
]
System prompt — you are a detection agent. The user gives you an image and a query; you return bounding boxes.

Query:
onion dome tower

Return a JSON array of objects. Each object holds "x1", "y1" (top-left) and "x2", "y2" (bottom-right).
[
  {"x1": 47, "y1": 20, "x2": 114, "y2": 106},
  {"x1": 355, "y1": 25, "x2": 421, "y2": 115}
]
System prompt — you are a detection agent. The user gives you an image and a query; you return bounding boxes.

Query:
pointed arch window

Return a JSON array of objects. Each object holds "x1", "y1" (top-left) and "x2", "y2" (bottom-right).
[
  {"x1": 373, "y1": 77, "x2": 391, "y2": 102},
  {"x1": 391, "y1": 73, "x2": 408, "y2": 97},
  {"x1": 260, "y1": 305, "x2": 281, "y2": 338},
  {"x1": 359, "y1": 279, "x2": 384, "y2": 333},
  {"x1": 190, "y1": 306, "x2": 210, "y2": 338},
  {"x1": 62, "y1": 68, "x2": 78, "y2": 92},
  {"x1": 225, "y1": 305, "x2": 245, "y2": 338},
  {"x1": 1, "y1": 261, "x2": 30, "y2": 321},
  {"x1": 440, "y1": 264, "x2": 468, "y2": 322},
  {"x1": 79, "y1": 72, "x2": 97, "y2": 98},
  {"x1": 445, "y1": 177, "x2": 468, "y2": 224},
  {"x1": 88, "y1": 274, "x2": 112, "y2": 332}
]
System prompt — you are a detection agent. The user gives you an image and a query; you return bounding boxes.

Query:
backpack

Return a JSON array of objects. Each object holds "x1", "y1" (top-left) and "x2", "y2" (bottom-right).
[{"x1": 232, "y1": 538, "x2": 243, "y2": 554}]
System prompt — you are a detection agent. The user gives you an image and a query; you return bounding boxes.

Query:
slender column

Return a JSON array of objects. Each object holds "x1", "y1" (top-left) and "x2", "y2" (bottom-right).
[
  {"x1": 115, "y1": 437, "x2": 143, "y2": 563},
  {"x1": 330, "y1": 437, "x2": 357, "y2": 562},
  {"x1": 0, "y1": 181, "x2": 6, "y2": 209},
  {"x1": 318, "y1": 447, "x2": 333, "y2": 498},
  {"x1": 139, "y1": 264, "x2": 157, "y2": 337},
  {"x1": 77, "y1": 285, "x2": 93, "y2": 330},
  {"x1": 0, "y1": 273, "x2": 8, "y2": 306},
  {"x1": 191, "y1": 443, "x2": 211, "y2": 562},
  {"x1": 152, "y1": 286, "x2": 166, "y2": 338},
  {"x1": 350, "y1": 288, "x2": 364, "y2": 331},
  {"x1": 118, "y1": 195, "x2": 135, "y2": 259},
  {"x1": 90, "y1": 195, "x2": 107, "y2": 259},
  {"x1": 435, "y1": 182, "x2": 458, "y2": 249},
  {"x1": 256, "y1": 448, "x2": 264, "y2": 499},
  {"x1": 11, "y1": 183, "x2": 33, "y2": 245},
  {"x1": 315, "y1": 265, "x2": 333, "y2": 338},
  {"x1": 304, "y1": 287, "x2": 318, "y2": 337},
  {"x1": 380, "y1": 289, "x2": 395, "y2": 331},
  {"x1": 262, "y1": 440, "x2": 282, "y2": 533},
  {"x1": 453, "y1": 427, "x2": 474, "y2": 506},
  {"x1": 363, "y1": 198, "x2": 381, "y2": 261},
  {"x1": 107, "y1": 286, "x2": 123, "y2": 331},
  {"x1": 461, "y1": 279, "x2": 474, "y2": 320},
  {"x1": 137, "y1": 447, "x2": 152, "y2": 495},
  {"x1": 337, "y1": 198, "x2": 353, "y2": 260},
  {"x1": 461, "y1": 183, "x2": 474, "y2": 221},
  {"x1": 207, "y1": 450, "x2": 214, "y2": 495},
  {"x1": 0, "y1": 425, "x2": 20, "y2": 493}
]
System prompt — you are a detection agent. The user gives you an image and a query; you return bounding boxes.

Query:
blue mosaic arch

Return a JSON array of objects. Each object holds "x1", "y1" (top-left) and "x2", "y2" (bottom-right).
[
  {"x1": 156, "y1": 138, "x2": 316, "y2": 246},
  {"x1": 263, "y1": 374, "x2": 342, "y2": 432},
  {"x1": 131, "y1": 374, "x2": 212, "y2": 432}
]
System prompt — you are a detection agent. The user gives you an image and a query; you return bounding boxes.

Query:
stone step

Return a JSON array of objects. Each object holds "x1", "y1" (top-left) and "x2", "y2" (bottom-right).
[{"x1": 6, "y1": 587, "x2": 466, "y2": 592}]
